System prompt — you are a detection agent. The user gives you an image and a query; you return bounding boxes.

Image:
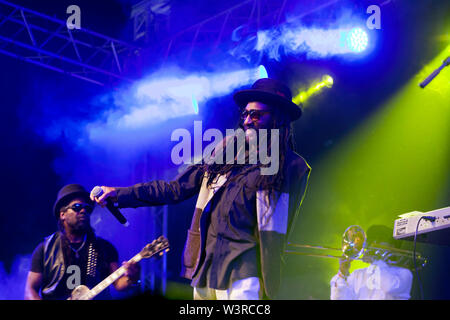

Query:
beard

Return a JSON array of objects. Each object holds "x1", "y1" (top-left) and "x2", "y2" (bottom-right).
[{"x1": 69, "y1": 217, "x2": 91, "y2": 234}]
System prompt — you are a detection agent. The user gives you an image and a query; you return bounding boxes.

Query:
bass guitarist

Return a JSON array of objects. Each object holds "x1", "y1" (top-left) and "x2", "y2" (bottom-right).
[{"x1": 24, "y1": 184, "x2": 140, "y2": 300}]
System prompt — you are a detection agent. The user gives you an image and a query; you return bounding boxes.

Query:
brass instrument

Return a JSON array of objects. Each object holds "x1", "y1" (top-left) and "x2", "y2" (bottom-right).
[{"x1": 286, "y1": 225, "x2": 427, "y2": 269}]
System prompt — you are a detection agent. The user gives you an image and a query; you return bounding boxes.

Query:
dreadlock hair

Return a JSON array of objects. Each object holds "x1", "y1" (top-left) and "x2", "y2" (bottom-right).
[{"x1": 201, "y1": 104, "x2": 295, "y2": 194}]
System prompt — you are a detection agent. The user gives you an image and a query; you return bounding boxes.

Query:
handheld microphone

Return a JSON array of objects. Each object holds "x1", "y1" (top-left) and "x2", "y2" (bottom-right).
[{"x1": 91, "y1": 186, "x2": 129, "y2": 227}]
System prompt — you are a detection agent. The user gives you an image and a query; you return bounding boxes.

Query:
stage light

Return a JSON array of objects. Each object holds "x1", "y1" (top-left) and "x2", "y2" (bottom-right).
[
  {"x1": 192, "y1": 95, "x2": 199, "y2": 114},
  {"x1": 323, "y1": 75, "x2": 334, "y2": 87},
  {"x1": 293, "y1": 74, "x2": 334, "y2": 105},
  {"x1": 347, "y1": 27, "x2": 369, "y2": 53},
  {"x1": 258, "y1": 65, "x2": 268, "y2": 79},
  {"x1": 237, "y1": 22, "x2": 373, "y2": 62}
]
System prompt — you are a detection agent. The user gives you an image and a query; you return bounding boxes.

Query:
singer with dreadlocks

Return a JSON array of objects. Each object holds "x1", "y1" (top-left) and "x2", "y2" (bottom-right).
[{"x1": 91, "y1": 78, "x2": 311, "y2": 300}]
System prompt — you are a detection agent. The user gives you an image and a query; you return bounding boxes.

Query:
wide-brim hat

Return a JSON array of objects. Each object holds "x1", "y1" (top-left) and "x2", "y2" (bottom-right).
[
  {"x1": 233, "y1": 78, "x2": 302, "y2": 121},
  {"x1": 53, "y1": 184, "x2": 93, "y2": 219}
]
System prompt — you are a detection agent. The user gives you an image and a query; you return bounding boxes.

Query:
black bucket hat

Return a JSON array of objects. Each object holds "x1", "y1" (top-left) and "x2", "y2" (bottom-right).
[
  {"x1": 53, "y1": 184, "x2": 93, "y2": 219},
  {"x1": 233, "y1": 78, "x2": 302, "y2": 121}
]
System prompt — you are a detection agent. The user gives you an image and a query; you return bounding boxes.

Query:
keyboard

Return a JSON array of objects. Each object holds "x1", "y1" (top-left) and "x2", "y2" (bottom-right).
[{"x1": 393, "y1": 206, "x2": 450, "y2": 246}]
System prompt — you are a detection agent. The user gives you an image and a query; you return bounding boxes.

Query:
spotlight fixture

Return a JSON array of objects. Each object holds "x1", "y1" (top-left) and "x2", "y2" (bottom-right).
[
  {"x1": 192, "y1": 95, "x2": 199, "y2": 114},
  {"x1": 293, "y1": 75, "x2": 334, "y2": 105},
  {"x1": 258, "y1": 65, "x2": 269, "y2": 79},
  {"x1": 347, "y1": 28, "x2": 369, "y2": 53}
]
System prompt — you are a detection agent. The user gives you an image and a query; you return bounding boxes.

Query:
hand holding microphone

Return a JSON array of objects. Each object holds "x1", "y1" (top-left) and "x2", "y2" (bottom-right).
[{"x1": 90, "y1": 186, "x2": 129, "y2": 227}]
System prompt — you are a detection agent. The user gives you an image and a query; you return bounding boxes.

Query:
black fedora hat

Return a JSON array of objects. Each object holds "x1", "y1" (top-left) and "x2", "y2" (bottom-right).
[
  {"x1": 233, "y1": 78, "x2": 302, "y2": 121},
  {"x1": 53, "y1": 184, "x2": 93, "y2": 218}
]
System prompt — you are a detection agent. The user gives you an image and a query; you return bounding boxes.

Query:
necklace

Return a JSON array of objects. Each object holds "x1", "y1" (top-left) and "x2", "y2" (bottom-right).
[{"x1": 69, "y1": 234, "x2": 87, "y2": 259}]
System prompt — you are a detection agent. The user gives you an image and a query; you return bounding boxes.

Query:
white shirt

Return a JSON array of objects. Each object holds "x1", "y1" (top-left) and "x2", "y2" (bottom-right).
[{"x1": 330, "y1": 260, "x2": 413, "y2": 300}]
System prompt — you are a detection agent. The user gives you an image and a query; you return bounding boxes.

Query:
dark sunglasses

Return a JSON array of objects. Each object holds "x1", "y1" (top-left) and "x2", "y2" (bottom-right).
[
  {"x1": 240, "y1": 109, "x2": 271, "y2": 121},
  {"x1": 64, "y1": 203, "x2": 94, "y2": 214}
]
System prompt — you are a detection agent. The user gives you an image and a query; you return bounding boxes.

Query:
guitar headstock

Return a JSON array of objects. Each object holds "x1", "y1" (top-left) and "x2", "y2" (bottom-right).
[{"x1": 140, "y1": 236, "x2": 170, "y2": 259}]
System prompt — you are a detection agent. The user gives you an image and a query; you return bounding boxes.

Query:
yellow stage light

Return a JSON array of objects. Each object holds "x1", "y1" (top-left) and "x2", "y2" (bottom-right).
[{"x1": 293, "y1": 75, "x2": 334, "y2": 105}]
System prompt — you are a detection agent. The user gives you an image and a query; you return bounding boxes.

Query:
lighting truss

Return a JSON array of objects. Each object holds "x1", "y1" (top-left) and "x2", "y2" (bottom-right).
[
  {"x1": 159, "y1": 0, "x2": 343, "y2": 66},
  {"x1": 0, "y1": 0, "x2": 141, "y2": 86},
  {"x1": 159, "y1": 0, "x2": 287, "y2": 65}
]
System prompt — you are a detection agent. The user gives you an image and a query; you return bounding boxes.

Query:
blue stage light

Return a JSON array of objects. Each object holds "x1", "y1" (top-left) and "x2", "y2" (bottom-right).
[
  {"x1": 258, "y1": 65, "x2": 268, "y2": 79},
  {"x1": 192, "y1": 95, "x2": 199, "y2": 114},
  {"x1": 347, "y1": 28, "x2": 369, "y2": 53}
]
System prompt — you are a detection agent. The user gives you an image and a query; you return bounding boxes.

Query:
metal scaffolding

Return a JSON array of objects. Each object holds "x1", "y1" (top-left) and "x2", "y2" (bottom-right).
[
  {"x1": 160, "y1": 0, "x2": 289, "y2": 65},
  {"x1": 131, "y1": 153, "x2": 172, "y2": 297},
  {"x1": 0, "y1": 0, "x2": 141, "y2": 86},
  {"x1": 141, "y1": 205, "x2": 169, "y2": 295},
  {"x1": 0, "y1": 0, "x2": 343, "y2": 85},
  {"x1": 131, "y1": 0, "x2": 171, "y2": 44},
  {"x1": 157, "y1": 0, "x2": 344, "y2": 66}
]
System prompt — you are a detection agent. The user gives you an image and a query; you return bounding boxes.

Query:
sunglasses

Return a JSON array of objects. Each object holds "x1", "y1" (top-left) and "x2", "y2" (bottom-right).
[
  {"x1": 240, "y1": 109, "x2": 272, "y2": 121},
  {"x1": 64, "y1": 203, "x2": 94, "y2": 214}
]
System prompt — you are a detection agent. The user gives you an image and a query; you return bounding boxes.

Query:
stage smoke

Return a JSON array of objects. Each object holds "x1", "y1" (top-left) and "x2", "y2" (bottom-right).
[
  {"x1": 230, "y1": 10, "x2": 370, "y2": 62},
  {"x1": 0, "y1": 255, "x2": 31, "y2": 300}
]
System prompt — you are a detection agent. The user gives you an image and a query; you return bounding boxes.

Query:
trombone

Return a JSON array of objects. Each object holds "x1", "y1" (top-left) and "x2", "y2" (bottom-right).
[{"x1": 286, "y1": 225, "x2": 427, "y2": 270}]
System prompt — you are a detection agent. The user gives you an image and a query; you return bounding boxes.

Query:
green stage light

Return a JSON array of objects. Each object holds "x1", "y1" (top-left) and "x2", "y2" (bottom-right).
[{"x1": 286, "y1": 45, "x2": 450, "y2": 298}]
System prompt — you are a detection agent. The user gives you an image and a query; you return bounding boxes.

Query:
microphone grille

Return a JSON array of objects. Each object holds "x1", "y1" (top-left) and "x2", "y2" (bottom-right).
[{"x1": 91, "y1": 186, "x2": 103, "y2": 198}]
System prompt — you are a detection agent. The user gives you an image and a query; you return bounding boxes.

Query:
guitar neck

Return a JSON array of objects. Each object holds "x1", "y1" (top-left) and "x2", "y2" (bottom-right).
[{"x1": 86, "y1": 253, "x2": 143, "y2": 300}]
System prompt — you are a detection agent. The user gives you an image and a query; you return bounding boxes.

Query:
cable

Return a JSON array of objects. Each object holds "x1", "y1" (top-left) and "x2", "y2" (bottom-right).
[
  {"x1": 413, "y1": 215, "x2": 435, "y2": 300},
  {"x1": 413, "y1": 216, "x2": 424, "y2": 300}
]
